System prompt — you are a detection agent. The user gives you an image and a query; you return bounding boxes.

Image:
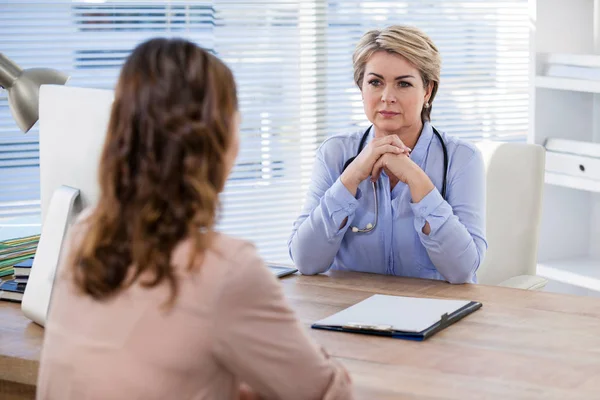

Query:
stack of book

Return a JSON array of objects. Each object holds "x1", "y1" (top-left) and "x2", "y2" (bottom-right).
[
  {"x1": 0, "y1": 234, "x2": 39, "y2": 303},
  {"x1": 0, "y1": 258, "x2": 34, "y2": 302},
  {"x1": 0, "y1": 278, "x2": 27, "y2": 302}
]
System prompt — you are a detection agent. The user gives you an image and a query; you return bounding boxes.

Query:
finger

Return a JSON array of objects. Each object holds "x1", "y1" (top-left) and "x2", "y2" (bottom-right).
[
  {"x1": 371, "y1": 157, "x2": 385, "y2": 182},
  {"x1": 388, "y1": 135, "x2": 412, "y2": 153},
  {"x1": 373, "y1": 144, "x2": 404, "y2": 158},
  {"x1": 372, "y1": 135, "x2": 397, "y2": 146},
  {"x1": 373, "y1": 135, "x2": 411, "y2": 153},
  {"x1": 383, "y1": 135, "x2": 411, "y2": 153},
  {"x1": 371, "y1": 155, "x2": 386, "y2": 182}
]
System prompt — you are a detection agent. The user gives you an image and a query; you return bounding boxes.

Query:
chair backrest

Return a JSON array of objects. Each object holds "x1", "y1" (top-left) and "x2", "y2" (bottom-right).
[{"x1": 475, "y1": 142, "x2": 545, "y2": 285}]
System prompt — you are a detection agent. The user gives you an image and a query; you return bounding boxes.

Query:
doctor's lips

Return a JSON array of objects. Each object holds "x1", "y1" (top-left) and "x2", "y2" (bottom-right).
[{"x1": 378, "y1": 111, "x2": 400, "y2": 117}]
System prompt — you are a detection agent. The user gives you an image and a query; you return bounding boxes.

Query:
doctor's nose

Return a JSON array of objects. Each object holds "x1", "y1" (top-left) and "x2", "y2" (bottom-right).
[{"x1": 381, "y1": 88, "x2": 397, "y2": 104}]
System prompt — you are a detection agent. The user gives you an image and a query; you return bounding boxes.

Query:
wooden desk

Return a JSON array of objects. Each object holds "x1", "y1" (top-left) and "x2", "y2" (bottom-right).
[
  {"x1": 2, "y1": 271, "x2": 600, "y2": 399},
  {"x1": 0, "y1": 301, "x2": 41, "y2": 400},
  {"x1": 282, "y1": 272, "x2": 600, "y2": 399}
]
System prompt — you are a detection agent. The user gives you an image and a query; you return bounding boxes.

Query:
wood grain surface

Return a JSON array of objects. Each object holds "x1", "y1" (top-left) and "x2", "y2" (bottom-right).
[{"x1": 2, "y1": 270, "x2": 600, "y2": 399}]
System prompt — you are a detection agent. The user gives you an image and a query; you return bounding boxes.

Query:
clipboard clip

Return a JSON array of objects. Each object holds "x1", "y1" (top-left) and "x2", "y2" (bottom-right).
[
  {"x1": 342, "y1": 323, "x2": 395, "y2": 332},
  {"x1": 440, "y1": 312, "x2": 450, "y2": 327}
]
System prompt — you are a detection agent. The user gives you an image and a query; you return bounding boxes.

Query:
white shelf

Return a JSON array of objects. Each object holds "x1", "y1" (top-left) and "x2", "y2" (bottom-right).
[
  {"x1": 535, "y1": 75, "x2": 600, "y2": 94},
  {"x1": 538, "y1": 256, "x2": 600, "y2": 292},
  {"x1": 545, "y1": 172, "x2": 600, "y2": 193}
]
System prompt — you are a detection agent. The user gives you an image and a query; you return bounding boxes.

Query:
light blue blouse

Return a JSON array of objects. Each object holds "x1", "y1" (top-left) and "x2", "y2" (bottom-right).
[{"x1": 288, "y1": 121, "x2": 487, "y2": 283}]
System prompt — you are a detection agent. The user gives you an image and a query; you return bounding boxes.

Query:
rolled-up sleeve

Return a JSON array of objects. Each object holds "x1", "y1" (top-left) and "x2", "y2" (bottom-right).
[
  {"x1": 326, "y1": 179, "x2": 360, "y2": 229},
  {"x1": 410, "y1": 148, "x2": 487, "y2": 284},
  {"x1": 411, "y1": 188, "x2": 446, "y2": 235}
]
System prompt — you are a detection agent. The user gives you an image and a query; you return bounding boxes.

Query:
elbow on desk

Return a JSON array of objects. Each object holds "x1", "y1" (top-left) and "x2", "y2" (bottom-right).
[
  {"x1": 292, "y1": 256, "x2": 326, "y2": 276},
  {"x1": 296, "y1": 265, "x2": 321, "y2": 275},
  {"x1": 445, "y1": 273, "x2": 472, "y2": 285},
  {"x1": 443, "y1": 258, "x2": 482, "y2": 285},
  {"x1": 289, "y1": 247, "x2": 328, "y2": 276},
  {"x1": 439, "y1": 240, "x2": 486, "y2": 284}
]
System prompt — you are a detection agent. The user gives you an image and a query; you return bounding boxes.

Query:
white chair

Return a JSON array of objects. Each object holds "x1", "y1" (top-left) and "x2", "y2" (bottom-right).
[{"x1": 475, "y1": 142, "x2": 548, "y2": 290}]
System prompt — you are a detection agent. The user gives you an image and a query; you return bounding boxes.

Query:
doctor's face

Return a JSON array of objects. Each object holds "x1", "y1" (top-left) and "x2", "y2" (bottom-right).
[{"x1": 360, "y1": 51, "x2": 431, "y2": 135}]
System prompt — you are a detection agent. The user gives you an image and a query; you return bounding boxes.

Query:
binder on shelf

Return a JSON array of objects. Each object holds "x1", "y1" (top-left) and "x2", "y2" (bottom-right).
[
  {"x1": 536, "y1": 53, "x2": 600, "y2": 91},
  {"x1": 545, "y1": 138, "x2": 600, "y2": 159},
  {"x1": 545, "y1": 64, "x2": 600, "y2": 81},
  {"x1": 544, "y1": 53, "x2": 600, "y2": 69}
]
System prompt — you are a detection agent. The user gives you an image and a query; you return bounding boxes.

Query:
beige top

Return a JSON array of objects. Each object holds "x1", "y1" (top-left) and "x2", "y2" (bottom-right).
[{"x1": 37, "y1": 222, "x2": 353, "y2": 400}]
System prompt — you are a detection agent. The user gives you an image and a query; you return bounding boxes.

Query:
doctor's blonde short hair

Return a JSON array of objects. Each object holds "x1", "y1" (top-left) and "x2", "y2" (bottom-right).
[{"x1": 353, "y1": 25, "x2": 441, "y2": 122}]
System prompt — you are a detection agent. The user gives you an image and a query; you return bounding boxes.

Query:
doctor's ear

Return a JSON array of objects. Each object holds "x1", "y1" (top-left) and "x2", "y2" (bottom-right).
[{"x1": 425, "y1": 81, "x2": 434, "y2": 98}]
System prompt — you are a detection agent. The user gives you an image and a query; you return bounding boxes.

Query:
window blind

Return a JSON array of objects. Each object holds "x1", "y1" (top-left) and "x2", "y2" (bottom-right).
[{"x1": 0, "y1": 0, "x2": 528, "y2": 263}]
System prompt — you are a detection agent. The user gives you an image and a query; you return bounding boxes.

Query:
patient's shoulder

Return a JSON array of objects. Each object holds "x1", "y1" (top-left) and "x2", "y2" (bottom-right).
[
  {"x1": 208, "y1": 234, "x2": 274, "y2": 285},
  {"x1": 210, "y1": 234, "x2": 259, "y2": 264}
]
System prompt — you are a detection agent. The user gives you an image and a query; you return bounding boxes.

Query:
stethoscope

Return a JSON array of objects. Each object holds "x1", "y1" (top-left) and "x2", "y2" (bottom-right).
[{"x1": 342, "y1": 125, "x2": 448, "y2": 233}]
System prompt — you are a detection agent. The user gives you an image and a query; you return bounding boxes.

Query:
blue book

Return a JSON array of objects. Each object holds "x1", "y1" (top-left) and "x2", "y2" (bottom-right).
[
  {"x1": 0, "y1": 279, "x2": 26, "y2": 302},
  {"x1": 13, "y1": 257, "x2": 34, "y2": 277}
]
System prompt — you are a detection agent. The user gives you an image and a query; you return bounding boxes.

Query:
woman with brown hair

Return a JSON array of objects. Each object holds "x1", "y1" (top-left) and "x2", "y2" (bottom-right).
[{"x1": 36, "y1": 38, "x2": 353, "y2": 400}]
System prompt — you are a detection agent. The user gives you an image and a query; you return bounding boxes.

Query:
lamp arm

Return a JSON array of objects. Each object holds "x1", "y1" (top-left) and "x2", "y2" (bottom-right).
[{"x1": 0, "y1": 52, "x2": 22, "y2": 89}]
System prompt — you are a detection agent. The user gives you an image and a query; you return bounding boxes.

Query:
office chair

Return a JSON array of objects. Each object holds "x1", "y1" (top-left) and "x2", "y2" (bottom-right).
[{"x1": 475, "y1": 142, "x2": 548, "y2": 290}]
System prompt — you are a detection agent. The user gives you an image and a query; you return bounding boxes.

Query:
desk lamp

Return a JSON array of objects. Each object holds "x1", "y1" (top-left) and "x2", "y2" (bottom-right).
[
  {"x1": 1, "y1": 53, "x2": 69, "y2": 325},
  {"x1": 0, "y1": 52, "x2": 69, "y2": 132}
]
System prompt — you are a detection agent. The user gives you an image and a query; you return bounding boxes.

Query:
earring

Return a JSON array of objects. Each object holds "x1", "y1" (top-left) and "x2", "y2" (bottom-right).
[{"x1": 424, "y1": 102, "x2": 430, "y2": 109}]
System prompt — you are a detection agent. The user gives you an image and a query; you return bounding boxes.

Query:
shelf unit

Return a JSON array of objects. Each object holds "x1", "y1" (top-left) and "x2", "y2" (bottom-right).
[
  {"x1": 538, "y1": 257, "x2": 600, "y2": 297},
  {"x1": 545, "y1": 172, "x2": 600, "y2": 193},
  {"x1": 535, "y1": 76, "x2": 600, "y2": 94},
  {"x1": 532, "y1": 0, "x2": 600, "y2": 295}
]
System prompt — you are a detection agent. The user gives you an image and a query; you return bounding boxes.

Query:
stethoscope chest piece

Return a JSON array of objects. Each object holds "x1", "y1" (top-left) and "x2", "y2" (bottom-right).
[{"x1": 350, "y1": 181, "x2": 378, "y2": 233}]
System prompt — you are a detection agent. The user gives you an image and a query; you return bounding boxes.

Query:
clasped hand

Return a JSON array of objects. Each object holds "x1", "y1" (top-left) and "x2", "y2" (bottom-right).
[{"x1": 340, "y1": 135, "x2": 420, "y2": 195}]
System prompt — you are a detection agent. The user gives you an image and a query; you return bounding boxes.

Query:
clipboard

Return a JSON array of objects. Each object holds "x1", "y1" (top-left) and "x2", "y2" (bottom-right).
[{"x1": 311, "y1": 294, "x2": 482, "y2": 341}]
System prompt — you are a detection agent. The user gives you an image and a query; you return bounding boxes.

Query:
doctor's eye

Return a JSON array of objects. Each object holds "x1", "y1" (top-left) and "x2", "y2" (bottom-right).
[
  {"x1": 368, "y1": 79, "x2": 382, "y2": 87},
  {"x1": 398, "y1": 81, "x2": 412, "y2": 88}
]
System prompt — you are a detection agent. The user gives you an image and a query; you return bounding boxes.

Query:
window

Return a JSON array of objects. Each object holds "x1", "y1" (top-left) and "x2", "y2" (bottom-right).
[{"x1": 0, "y1": 0, "x2": 528, "y2": 263}]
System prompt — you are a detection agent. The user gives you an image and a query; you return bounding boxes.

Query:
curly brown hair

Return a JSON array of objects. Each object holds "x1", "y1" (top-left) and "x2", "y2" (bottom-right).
[{"x1": 72, "y1": 38, "x2": 238, "y2": 304}]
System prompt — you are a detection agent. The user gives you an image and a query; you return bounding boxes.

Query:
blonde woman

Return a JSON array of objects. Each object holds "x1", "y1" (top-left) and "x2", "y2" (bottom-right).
[
  {"x1": 37, "y1": 38, "x2": 353, "y2": 400},
  {"x1": 289, "y1": 25, "x2": 487, "y2": 284}
]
